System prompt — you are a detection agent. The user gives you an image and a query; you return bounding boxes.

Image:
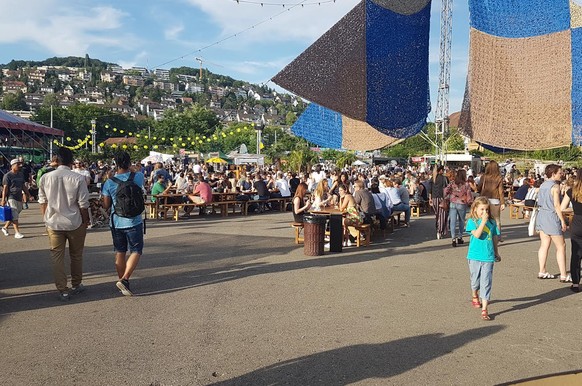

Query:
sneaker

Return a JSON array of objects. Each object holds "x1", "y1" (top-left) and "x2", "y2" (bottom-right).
[
  {"x1": 452, "y1": 239, "x2": 457, "y2": 247},
  {"x1": 346, "y1": 240, "x2": 354, "y2": 247},
  {"x1": 1, "y1": 228, "x2": 8, "y2": 236},
  {"x1": 457, "y1": 237, "x2": 464, "y2": 245},
  {"x1": 324, "y1": 242, "x2": 330, "y2": 249},
  {"x1": 58, "y1": 292, "x2": 71, "y2": 302},
  {"x1": 116, "y1": 279, "x2": 133, "y2": 296},
  {"x1": 14, "y1": 232, "x2": 24, "y2": 239},
  {"x1": 23, "y1": 203, "x2": 28, "y2": 209},
  {"x1": 70, "y1": 283, "x2": 86, "y2": 295}
]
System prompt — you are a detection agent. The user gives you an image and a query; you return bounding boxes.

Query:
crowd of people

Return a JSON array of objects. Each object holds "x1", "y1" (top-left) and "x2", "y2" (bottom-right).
[{"x1": 3, "y1": 153, "x2": 582, "y2": 315}]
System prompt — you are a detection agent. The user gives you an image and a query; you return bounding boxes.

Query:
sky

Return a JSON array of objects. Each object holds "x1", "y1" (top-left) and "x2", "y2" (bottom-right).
[{"x1": 0, "y1": 0, "x2": 471, "y2": 117}]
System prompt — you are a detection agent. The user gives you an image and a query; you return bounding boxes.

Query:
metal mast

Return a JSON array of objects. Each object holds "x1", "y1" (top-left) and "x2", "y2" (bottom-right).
[{"x1": 435, "y1": 0, "x2": 453, "y2": 163}]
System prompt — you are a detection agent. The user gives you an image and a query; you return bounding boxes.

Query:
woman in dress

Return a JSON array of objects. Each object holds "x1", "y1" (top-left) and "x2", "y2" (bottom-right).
[
  {"x1": 292, "y1": 182, "x2": 311, "y2": 223},
  {"x1": 561, "y1": 169, "x2": 582, "y2": 291},
  {"x1": 338, "y1": 184, "x2": 362, "y2": 246},
  {"x1": 477, "y1": 160, "x2": 505, "y2": 240},
  {"x1": 536, "y1": 164, "x2": 568, "y2": 281}
]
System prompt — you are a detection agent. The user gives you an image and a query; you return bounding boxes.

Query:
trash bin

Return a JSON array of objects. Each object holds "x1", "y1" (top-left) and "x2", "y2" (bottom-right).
[{"x1": 303, "y1": 214, "x2": 327, "y2": 256}]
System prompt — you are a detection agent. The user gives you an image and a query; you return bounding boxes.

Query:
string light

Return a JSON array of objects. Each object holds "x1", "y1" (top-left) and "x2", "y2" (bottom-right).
[
  {"x1": 232, "y1": 0, "x2": 335, "y2": 6},
  {"x1": 150, "y1": 0, "x2": 316, "y2": 70}
]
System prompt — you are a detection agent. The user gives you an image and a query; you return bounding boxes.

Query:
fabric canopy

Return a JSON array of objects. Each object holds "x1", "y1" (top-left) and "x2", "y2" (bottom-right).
[{"x1": 0, "y1": 109, "x2": 63, "y2": 136}]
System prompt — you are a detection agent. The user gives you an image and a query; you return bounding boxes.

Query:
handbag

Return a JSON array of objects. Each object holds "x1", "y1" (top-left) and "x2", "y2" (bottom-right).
[
  {"x1": 0, "y1": 205, "x2": 12, "y2": 222},
  {"x1": 439, "y1": 199, "x2": 449, "y2": 211},
  {"x1": 528, "y1": 207, "x2": 539, "y2": 237}
]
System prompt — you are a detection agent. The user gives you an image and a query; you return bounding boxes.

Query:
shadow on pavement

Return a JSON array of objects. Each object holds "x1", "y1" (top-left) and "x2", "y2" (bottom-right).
[
  {"x1": 211, "y1": 326, "x2": 505, "y2": 385},
  {"x1": 493, "y1": 287, "x2": 575, "y2": 318}
]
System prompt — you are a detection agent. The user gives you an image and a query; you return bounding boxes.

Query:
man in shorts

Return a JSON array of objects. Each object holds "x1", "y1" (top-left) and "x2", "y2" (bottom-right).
[
  {"x1": 1, "y1": 158, "x2": 30, "y2": 239},
  {"x1": 102, "y1": 151, "x2": 145, "y2": 296}
]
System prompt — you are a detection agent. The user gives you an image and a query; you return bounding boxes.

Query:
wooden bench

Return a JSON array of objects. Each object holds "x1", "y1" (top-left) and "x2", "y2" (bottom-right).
[
  {"x1": 159, "y1": 203, "x2": 205, "y2": 221},
  {"x1": 291, "y1": 222, "x2": 304, "y2": 244},
  {"x1": 211, "y1": 200, "x2": 241, "y2": 217},
  {"x1": 410, "y1": 201, "x2": 429, "y2": 218},
  {"x1": 144, "y1": 202, "x2": 157, "y2": 219},
  {"x1": 348, "y1": 223, "x2": 371, "y2": 247},
  {"x1": 509, "y1": 203, "x2": 534, "y2": 220},
  {"x1": 242, "y1": 199, "x2": 268, "y2": 215},
  {"x1": 386, "y1": 210, "x2": 404, "y2": 233}
]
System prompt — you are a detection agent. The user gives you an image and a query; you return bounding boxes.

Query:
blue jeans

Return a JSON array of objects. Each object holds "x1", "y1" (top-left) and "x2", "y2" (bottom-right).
[
  {"x1": 111, "y1": 223, "x2": 144, "y2": 255},
  {"x1": 468, "y1": 259, "x2": 494, "y2": 300},
  {"x1": 392, "y1": 202, "x2": 410, "y2": 224},
  {"x1": 449, "y1": 202, "x2": 467, "y2": 239}
]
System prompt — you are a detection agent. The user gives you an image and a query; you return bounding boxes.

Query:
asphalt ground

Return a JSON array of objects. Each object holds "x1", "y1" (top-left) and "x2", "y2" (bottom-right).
[{"x1": 1, "y1": 204, "x2": 581, "y2": 385}]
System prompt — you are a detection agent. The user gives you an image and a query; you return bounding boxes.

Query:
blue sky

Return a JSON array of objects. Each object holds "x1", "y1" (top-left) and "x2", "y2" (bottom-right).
[{"x1": 0, "y1": 0, "x2": 470, "y2": 116}]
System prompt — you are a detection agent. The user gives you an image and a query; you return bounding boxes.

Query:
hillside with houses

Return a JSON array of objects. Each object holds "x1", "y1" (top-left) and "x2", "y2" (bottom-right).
[{"x1": 0, "y1": 56, "x2": 305, "y2": 127}]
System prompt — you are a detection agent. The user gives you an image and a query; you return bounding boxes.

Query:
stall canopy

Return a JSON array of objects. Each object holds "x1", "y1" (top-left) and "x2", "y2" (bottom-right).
[
  {"x1": 0, "y1": 110, "x2": 63, "y2": 136},
  {"x1": 0, "y1": 109, "x2": 64, "y2": 163}
]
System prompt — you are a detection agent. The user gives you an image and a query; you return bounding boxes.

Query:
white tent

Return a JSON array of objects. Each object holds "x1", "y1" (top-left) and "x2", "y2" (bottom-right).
[
  {"x1": 352, "y1": 160, "x2": 367, "y2": 166},
  {"x1": 141, "y1": 151, "x2": 173, "y2": 165}
]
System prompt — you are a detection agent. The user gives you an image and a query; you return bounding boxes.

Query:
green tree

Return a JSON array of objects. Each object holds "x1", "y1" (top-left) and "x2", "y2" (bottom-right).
[
  {"x1": 287, "y1": 141, "x2": 318, "y2": 172},
  {"x1": 285, "y1": 111, "x2": 297, "y2": 126},
  {"x1": 1, "y1": 91, "x2": 28, "y2": 110},
  {"x1": 336, "y1": 151, "x2": 358, "y2": 168},
  {"x1": 42, "y1": 93, "x2": 60, "y2": 108},
  {"x1": 320, "y1": 148, "x2": 340, "y2": 162}
]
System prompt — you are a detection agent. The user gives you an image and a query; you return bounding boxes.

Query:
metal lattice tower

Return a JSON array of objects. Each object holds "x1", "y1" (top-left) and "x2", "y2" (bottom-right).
[{"x1": 435, "y1": 0, "x2": 453, "y2": 162}]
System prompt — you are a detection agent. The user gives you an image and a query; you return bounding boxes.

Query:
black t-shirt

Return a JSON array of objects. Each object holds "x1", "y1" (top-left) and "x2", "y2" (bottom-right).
[
  {"x1": 289, "y1": 178, "x2": 300, "y2": 195},
  {"x1": 567, "y1": 189, "x2": 582, "y2": 215},
  {"x1": 254, "y1": 180, "x2": 268, "y2": 197},
  {"x1": 514, "y1": 184, "x2": 530, "y2": 201}
]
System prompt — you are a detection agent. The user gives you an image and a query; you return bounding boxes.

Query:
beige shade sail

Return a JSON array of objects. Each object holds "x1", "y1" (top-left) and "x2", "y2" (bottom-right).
[
  {"x1": 460, "y1": 28, "x2": 573, "y2": 151},
  {"x1": 341, "y1": 115, "x2": 402, "y2": 151}
]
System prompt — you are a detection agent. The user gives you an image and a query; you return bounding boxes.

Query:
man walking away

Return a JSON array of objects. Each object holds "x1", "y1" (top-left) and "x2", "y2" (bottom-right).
[
  {"x1": 38, "y1": 147, "x2": 90, "y2": 301},
  {"x1": 1, "y1": 158, "x2": 30, "y2": 239},
  {"x1": 102, "y1": 151, "x2": 145, "y2": 296}
]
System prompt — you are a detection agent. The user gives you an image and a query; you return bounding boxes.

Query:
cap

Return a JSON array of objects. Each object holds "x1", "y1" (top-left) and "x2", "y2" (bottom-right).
[{"x1": 10, "y1": 159, "x2": 21, "y2": 166}]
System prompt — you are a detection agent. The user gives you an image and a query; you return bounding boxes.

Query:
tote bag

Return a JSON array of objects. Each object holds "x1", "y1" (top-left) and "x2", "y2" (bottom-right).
[{"x1": 527, "y1": 208, "x2": 539, "y2": 237}]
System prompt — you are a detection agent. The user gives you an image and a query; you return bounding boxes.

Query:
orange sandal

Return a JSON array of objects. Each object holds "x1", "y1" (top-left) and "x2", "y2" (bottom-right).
[
  {"x1": 481, "y1": 309, "x2": 491, "y2": 320},
  {"x1": 471, "y1": 297, "x2": 481, "y2": 308}
]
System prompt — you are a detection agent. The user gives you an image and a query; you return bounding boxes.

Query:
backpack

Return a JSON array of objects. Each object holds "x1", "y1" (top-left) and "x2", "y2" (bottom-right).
[{"x1": 109, "y1": 172, "x2": 145, "y2": 218}]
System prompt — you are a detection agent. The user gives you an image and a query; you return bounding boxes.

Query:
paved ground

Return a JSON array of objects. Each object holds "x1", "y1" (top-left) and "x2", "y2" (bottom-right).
[{"x1": 1, "y1": 204, "x2": 581, "y2": 385}]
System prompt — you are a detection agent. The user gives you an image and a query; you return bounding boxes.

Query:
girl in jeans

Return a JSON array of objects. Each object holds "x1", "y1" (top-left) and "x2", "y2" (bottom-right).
[
  {"x1": 466, "y1": 197, "x2": 500, "y2": 321},
  {"x1": 444, "y1": 169, "x2": 473, "y2": 247}
]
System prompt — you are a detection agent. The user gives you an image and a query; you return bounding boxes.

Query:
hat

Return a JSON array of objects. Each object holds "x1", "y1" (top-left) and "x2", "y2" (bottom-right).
[
  {"x1": 379, "y1": 174, "x2": 387, "y2": 180},
  {"x1": 10, "y1": 159, "x2": 21, "y2": 166}
]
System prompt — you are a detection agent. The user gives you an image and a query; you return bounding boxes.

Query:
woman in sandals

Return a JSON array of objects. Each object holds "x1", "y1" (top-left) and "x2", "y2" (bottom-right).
[
  {"x1": 536, "y1": 164, "x2": 568, "y2": 281},
  {"x1": 466, "y1": 197, "x2": 501, "y2": 321},
  {"x1": 477, "y1": 160, "x2": 505, "y2": 241},
  {"x1": 560, "y1": 169, "x2": 582, "y2": 292}
]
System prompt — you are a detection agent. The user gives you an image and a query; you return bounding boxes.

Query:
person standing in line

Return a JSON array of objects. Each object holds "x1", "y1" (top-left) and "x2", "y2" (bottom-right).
[
  {"x1": 536, "y1": 164, "x2": 568, "y2": 281},
  {"x1": 38, "y1": 147, "x2": 90, "y2": 301},
  {"x1": 102, "y1": 151, "x2": 145, "y2": 296},
  {"x1": 561, "y1": 169, "x2": 582, "y2": 292},
  {"x1": 465, "y1": 197, "x2": 500, "y2": 321},
  {"x1": 1, "y1": 158, "x2": 30, "y2": 239}
]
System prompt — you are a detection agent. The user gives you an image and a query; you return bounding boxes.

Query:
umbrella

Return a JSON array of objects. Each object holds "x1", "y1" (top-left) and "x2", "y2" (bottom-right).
[{"x1": 206, "y1": 157, "x2": 228, "y2": 164}]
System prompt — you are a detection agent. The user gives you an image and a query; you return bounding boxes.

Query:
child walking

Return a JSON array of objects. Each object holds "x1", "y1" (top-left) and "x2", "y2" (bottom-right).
[{"x1": 466, "y1": 197, "x2": 501, "y2": 320}]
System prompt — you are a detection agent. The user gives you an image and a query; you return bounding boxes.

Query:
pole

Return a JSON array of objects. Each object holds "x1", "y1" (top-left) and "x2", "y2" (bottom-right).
[
  {"x1": 49, "y1": 105, "x2": 54, "y2": 159},
  {"x1": 91, "y1": 119, "x2": 97, "y2": 153}
]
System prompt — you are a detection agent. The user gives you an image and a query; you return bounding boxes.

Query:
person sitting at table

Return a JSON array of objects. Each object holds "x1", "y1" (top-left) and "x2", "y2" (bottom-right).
[
  {"x1": 151, "y1": 174, "x2": 175, "y2": 203},
  {"x1": 253, "y1": 173, "x2": 270, "y2": 212},
  {"x1": 370, "y1": 180, "x2": 393, "y2": 232},
  {"x1": 339, "y1": 184, "x2": 363, "y2": 246},
  {"x1": 174, "y1": 172, "x2": 188, "y2": 194},
  {"x1": 187, "y1": 174, "x2": 213, "y2": 215},
  {"x1": 293, "y1": 182, "x2": 311, "y2": 223},
  {"x1": 311, "y1": 179, "x2": 333, "y2": 211},
  {"x1": 237, "y1": 174, "x2": 252, "y2": 192},
  {"x1": 289, "y1": 172, "x2": 300, "y2": 196}
]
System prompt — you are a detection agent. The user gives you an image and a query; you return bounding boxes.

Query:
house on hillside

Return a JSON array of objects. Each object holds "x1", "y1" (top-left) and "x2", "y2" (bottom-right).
[{"x1": 2, "y1": 81, "x2": 27, "y2": 94}]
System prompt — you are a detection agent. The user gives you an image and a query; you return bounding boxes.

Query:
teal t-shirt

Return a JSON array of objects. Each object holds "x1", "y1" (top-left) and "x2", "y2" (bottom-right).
[
  {"x1": 466, "y1": 218, "x2": 499, "y2": 262},
  {"x1": 102, "y1": 172, "x2": 145, "y2": 229}
]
